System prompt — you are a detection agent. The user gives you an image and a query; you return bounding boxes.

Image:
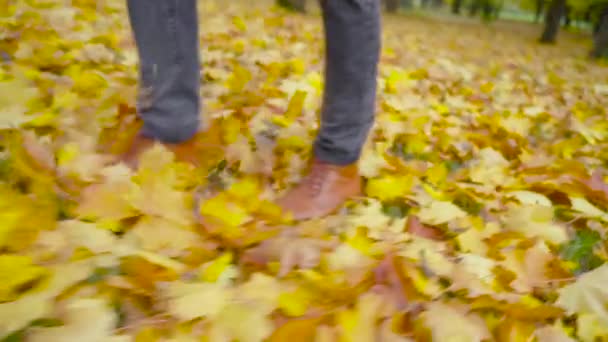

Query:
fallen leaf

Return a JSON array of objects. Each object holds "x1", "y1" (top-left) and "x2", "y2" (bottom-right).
[
  {"x1": 28, "y1": 299, "x2": 129, "y2": 342},
  {"x1": 404, "y1": 215, "x2": 443, "y2": 240},
  {"x1": 268, "y1": 316, "x2": 322, "y2": 342},
  {"x1": 503, "y1": 204, "x2": 567, "y2": 244},
  {"x1": 365, "y1": 174, "x2": 414, "y2": 201},
  {"x1": 418, "y1": 200, "x2": 467, "y2": 225},
  {"x1": 420, "y1": 302, "x2": 491, "y2": 342},
  {"x1": 166, "y1": 281, "x2": 230, "y2": 321},
  {"x1": 557, "y1": 264, "x2": 608, "y2": 325},
  {"x1": 535, "y1": 325, "x2": 576, "y2": 342}
]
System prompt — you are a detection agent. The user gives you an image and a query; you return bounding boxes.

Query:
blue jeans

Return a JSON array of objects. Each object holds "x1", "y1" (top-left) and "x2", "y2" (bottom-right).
[{"x1": 127, "y1": 0, "x2": 380, "y2": 165}]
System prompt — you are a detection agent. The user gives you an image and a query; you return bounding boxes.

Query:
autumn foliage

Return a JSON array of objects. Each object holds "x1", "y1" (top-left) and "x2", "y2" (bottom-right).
[{"x1": 1, "y1": 0, "x2": 608, "y2": 341}]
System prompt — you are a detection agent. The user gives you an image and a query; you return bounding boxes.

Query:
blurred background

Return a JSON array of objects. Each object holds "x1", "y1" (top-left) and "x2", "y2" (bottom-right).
[{"x1": 277, "y1": 0, "x2": 608, "y2": 58}]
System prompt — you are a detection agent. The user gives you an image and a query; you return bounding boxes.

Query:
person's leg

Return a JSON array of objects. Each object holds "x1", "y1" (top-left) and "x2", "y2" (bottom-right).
[
  {"x1": 122, "y1": 0, "x2": 201, "y2": 166},
  {"x1": 315, "y1": 0, "x2": 381, "y2": 166},
  {"x1": 278, "y1": 0, "x2": 381, "y2": 220}
]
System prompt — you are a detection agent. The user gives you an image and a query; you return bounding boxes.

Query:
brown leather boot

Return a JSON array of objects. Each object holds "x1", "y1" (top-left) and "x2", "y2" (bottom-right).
[
  {"x1": 277, "y1": 158, "x2": 362, "y2": 220},
  {"x1": 119, "y1": 132, "x2": 223, "y2": 170}
]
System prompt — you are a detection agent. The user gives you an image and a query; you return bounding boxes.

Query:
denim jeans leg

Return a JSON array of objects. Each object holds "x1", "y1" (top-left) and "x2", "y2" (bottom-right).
[
  {"x1": 126, "y1": 0, "x2": 200, "y2": 143},
  {"x1": 314, "y1": 0, "x2": 381, "y2": 165}
]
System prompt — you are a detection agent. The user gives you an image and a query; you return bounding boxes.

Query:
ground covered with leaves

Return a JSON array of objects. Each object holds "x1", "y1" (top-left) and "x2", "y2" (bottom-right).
[{"x1": 2, "y1": 0, "x2": 608, "y2": 341}]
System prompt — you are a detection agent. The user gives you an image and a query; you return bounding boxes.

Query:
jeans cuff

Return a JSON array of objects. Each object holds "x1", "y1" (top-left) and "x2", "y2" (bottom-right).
[
  {"x1": 140, "y1": 117, "x2": 199, "y2": 143},
  {"x1": 313, "y1": 142, "x2": 360, "y2": 166}
]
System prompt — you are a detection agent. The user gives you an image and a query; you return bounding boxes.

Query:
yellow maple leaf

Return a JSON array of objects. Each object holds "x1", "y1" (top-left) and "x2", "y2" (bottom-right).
[
  {"x1": 365, "y1": 174, "x2": 414, "y2": 201},
  {"x1": 384, "y1": 67, "x2": 411, "y2": 94},
  {"x1": 417, "y1": 200, "x2": 467, "y2": 225},
  {"x1": 199, "y1": 194, "x2": 252, "y2": 229},
  {"x1": 0, "y1": 186, "x2": 31, "y2": 247},
  {"x1": 210, "y1": 302, "x2": 274, "y2": 342},
  {"x1": 456, "y1": 221, "x2": 500, "y2": 255},
  {"x1": 345, "y1": 228, "x2": 378, "y2": 257},
  {"x1": 129, "y1": 160, "x2": 194, "y2": 226},
  {"x1": 569, "y1": 196, "x2": 608, "y2": 222},
  {"x1": 508, "y1": 190, "x2": 553, "y2": 207},
  {"x1": 535, "y1": 325, "x2": 576, "y2": 342},
  {"x1": 200, "y1": 252, "x2": 238, "y2": 284},
  {"x1": 327, "y1": 243, "x2": 374, "y2": 272},
  {"x1": 124, "y1": 216, "x2": 199, "y2": 255},
  {"x1": 494, "y1": 318, "x2": 535, "y2": 342},
  {"x1": 0, "y1": 260, "x2": 94, "y2": 338},
  {"x1": 425, "y1": 162, "x2": 448, "y2": 186},
  {"x1": 577, "y1": 313, "x2": 608, "y2": 342},
  {"x1": 347, "y1": 200, "x2": 391, "y2": 234},
  {"x1": 132, "y1": 250, "x2": 186, "y2": 273},
  {"x1": 276, "y1": 122, "x2": 310, "y2": 149},
  {"x1": 0, "y1": 255, "x2": 47, "y2": 302},
  {"x1": 503, "y1": 204, "x2": 567, "y2": 244},
  {"x1": 468, "y1": 147, "x2": 514, "y2": 187},
  {"x1": 59, "y1": 220, "x2": 118, "y2": 254},
  {"x1": 166, "y1": 281, "x2": 230, "y2": 321},
  {"x1": 57, "y1": 142, "x2": 116, "y2": 182},
  {"x1": 238, "y1": 273, "x2": 282, "y2": 314},
  {"x1": 557, "y1": 264, "x2": 608, "y2": 325},
  {"x1": 225, "y1": 63, "x2": 251, "y2": 93},
  {"x1": 28, "y1": 299, "x2": 128, "y2": 342},
  {"x1": 77, "y1": 175, "x2": 136, "y2": 225},
  {"x1": 0, "y1": 293, "x2": 52, "y2": 339},
  {"x1": 358, "y1": 143, "x2": 391, "y2": 178},
  {"x1": 499, "y1": 114, "x2": 532, "y2": 137},
  {"x1": 278, "y1": 286, "x2": 313, "y2": 317},
  {"x1": 0, "y1": 78, "x2": 38, "y2": 129},
  {"x1": 449, "y1": 259, "x2": 495, "y2": 296},
  {"x1": 421, "y1": 302, "x2": 491, "y2": 342},
  {"x1": 399, "y1": 236, "x2": 454, "y2": 277},
  {"x1": 70, "y1": 69, "x2": 109, "y2": 97},
  {"x1": 337, "y1": 293, "x2": 385, "y2": 342},
  {"x1": 269, "y1": 316, "x2": 322, "y2": 342},
  {"x1": 457, "y1": 254, "x2": 496, "y2": 286},
  {"x1": 499, "y1": 241, "x2": 553, "y2": 292}
]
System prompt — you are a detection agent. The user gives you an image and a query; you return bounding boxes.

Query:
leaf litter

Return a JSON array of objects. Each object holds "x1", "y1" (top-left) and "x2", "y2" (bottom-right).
[{"x1": 1, "y1": 0, "x2": 608, "y2": 340}]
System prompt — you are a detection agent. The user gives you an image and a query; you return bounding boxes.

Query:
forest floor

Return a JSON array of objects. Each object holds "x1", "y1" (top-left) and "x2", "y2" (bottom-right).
[{"x1": 2, "y1": 0, "x2": 608, "y2": 341}]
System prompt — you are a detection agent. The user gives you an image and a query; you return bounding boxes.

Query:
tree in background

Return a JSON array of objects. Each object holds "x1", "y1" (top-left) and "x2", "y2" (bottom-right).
[
  {"x1": 277, "y1": 0, "x2": 411, "y2": 14},
  {"x1": 535, "y1": 0, "x2": 546, "y2": 21},
  {"x1": 401, "y1": 0, "x2": 414, "y2": 9},
  {"x1": 467, "y1": 0, "x2": 503, "y2": 20},
  {"x1": 276, "y1": 0, "x2": 306, "y2": 12},
  {"x1": 452, "y1": 0, "x2": 464, "y2": 13},
  {"x1": 385, "y1": 0, "x2": 401, "y2": 12},
  {"x1": 563, "y1": 5, "x2": 573, "y2": 26},
  {"x1": 539, "y1": 0, "x2": 608, "y2": 57},
  {"x1": 494, "y1": 0, "x2": 506, "y2": 18},
  {"x1": 469, "y1": 0, "x2": 482, "y2": 15},
  {"x1": 591, "y1": 4, "x2": 608, "y2": 57},
  {"x1": 539, "y1": 0, "x2": 566, "y2": 42}
]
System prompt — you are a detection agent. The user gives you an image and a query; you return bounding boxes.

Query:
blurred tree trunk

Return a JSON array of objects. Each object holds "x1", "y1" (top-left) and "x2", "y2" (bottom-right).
[
  {"x1": 481, "y1": 0, "x2": 493, "y2": 21},
  {"x1": 539, "y1": 0, "x2": 565, "y2": 43},
  {"x1": 493, "y1": 0, "x2": 504, "y2": 19},
  {"x1": 469, "y1": 0, "x2": 481, "y2": 16},
  {"x1": 276, "y1": 0, "x2": 306, "y2": 12},
  {"x1": 535, "y1": 0, "x2": 544, "y2": 22},
  {"x1": 401, "y1": 0, "x2": 413, "y2": 9},
  {"x1": 452, "y1": 0, "x2": 463, "y2": 13},
  {"x1": 385, "y1": 0, "x2": 400, "y2": 12},
  {"x1": 591, "y1": 7, "x2": 608, "y2": 58},
  {"x1": 563, "y1": 5, "x2": 571, "y2": 27}
]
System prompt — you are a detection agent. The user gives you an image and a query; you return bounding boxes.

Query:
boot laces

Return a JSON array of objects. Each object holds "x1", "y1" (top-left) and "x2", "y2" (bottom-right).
[{"x1": 302, "y1": 162, "x2": 331, "y2": 196}]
